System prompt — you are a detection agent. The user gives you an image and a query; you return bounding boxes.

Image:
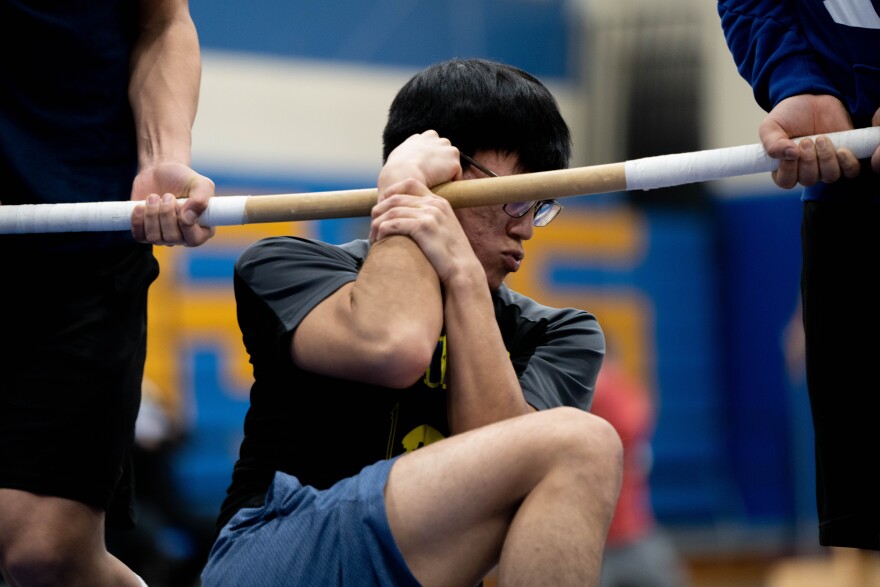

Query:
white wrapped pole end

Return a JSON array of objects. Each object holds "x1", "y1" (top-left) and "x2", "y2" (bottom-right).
[
  {"x1": 0, "y1": 200, "x2": 138, "y2": 234},
  {"x1": 0, "y1": 195, "x2": 249, "y2": 234},
  {"x1": 625, "y1": 126, "x2": 880, "y2": 191}
]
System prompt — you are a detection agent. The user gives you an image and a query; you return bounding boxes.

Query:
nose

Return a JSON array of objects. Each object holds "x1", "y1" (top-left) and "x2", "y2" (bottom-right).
[{"x1": 508, "y1": 213, "x2": 534, "y2": 240}]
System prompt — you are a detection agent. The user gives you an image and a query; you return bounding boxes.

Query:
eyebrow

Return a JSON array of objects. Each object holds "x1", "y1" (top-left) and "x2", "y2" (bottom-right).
[{"x1": 460, "y1": 152, "x2": 499, "y2": 178}]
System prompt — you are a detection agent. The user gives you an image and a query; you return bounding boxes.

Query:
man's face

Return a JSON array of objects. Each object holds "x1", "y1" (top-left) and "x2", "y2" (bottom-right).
[{"x1": 455, "y1": 151, "x2": 536, "y2": 291}]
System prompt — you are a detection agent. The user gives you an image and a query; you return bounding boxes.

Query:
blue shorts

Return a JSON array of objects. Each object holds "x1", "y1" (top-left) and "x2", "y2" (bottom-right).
[{"x1": 201, "y1": 458, "x2": 420, "y2": 586}]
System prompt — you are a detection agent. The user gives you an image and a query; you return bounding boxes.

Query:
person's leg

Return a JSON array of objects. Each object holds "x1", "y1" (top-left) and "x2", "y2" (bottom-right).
[
  {"x1": 599, "y1": 530, "x2": 692, "y2": 587},
  {"x1": 803, "y1": 199, "x2": 880, "y2": 550},
  {"x1": 385, "y1": 406, "x2": 623, "y2": 586},
  {"x1": 0, "y1": 490, "x2": 143, "y2": 587},
  {"x1": 0, "y1": 247, "x2": 159, "y2": 586}
]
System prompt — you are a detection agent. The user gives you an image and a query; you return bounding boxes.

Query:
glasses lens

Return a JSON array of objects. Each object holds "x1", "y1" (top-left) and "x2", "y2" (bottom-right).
[
  {"x1": 533, "y1": 201, "x2": 562, "y2": 227},
  {"x1": 503, "y1": 201, "x2": 536, "y2": 218}
]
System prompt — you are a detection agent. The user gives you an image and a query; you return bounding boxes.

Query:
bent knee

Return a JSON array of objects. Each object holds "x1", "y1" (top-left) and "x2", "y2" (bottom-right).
[
  {"x1": 543, "y1": 406, "x2": 622, "y2": 452},
  {"x1": 542, "y1": 407, "x2": 624, "y2": 480}
]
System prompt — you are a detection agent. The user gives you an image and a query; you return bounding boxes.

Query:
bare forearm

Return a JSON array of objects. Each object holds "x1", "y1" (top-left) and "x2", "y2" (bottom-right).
[
  {"x1": 352, "y1": 235, "x2": 443, "y2": 347},
  {"x1": 292, "y1": 235, "x2": 444, "y2": 387},
  {"x1": 129, "y1": 2, "x2": 201, "y2": 168},
  {"x1": 444, "y1": 274, "x2": 533, "y2": 433}
]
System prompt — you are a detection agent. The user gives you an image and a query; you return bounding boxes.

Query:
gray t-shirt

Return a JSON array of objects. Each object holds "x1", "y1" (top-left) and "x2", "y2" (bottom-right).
[{"x1": 217, "y1": 235, "x2": 605, "y2": 530}]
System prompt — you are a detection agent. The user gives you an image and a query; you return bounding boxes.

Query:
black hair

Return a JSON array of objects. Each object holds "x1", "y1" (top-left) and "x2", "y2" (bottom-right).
[{"x1": 382, "y1": 58, "x2": 572, "y2": 173}]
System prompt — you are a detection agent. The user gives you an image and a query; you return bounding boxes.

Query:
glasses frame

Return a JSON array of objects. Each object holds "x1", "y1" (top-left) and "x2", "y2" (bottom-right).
[{"x1": 459, "y1": 152, "x2": 563, "y2": 227}]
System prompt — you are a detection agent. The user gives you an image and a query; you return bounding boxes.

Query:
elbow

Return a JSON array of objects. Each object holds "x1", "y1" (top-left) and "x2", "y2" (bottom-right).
[{"x1": 368, "y1": 333, "x2": 437, "y2": 389}]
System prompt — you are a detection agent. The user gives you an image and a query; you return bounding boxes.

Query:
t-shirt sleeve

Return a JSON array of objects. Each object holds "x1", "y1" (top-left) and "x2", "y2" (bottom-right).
[
  {"x1": 233, "y1": 236, "x2": 362, "y2": 362},
  {"x1": 504, "y1": 298, "x2": 605, "y2": 412}
]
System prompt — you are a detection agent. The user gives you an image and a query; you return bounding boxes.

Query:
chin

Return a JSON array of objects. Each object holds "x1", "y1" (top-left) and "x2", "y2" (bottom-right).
[{"x1": 488, "y1": 275, "x2": 506, "y2": 291}]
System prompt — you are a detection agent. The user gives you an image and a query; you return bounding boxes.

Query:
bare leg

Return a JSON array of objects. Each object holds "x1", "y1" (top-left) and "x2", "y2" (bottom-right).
[
  {"x1": 385, "y1": 406, "x2": 623, "y2": 587},
  {"x1": 0, "y1": 489, "x2": 143, "y2": 587}
]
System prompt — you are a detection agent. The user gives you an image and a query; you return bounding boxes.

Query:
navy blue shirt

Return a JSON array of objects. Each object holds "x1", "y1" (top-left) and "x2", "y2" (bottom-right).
[{"x1": 0, "y1": 0, "x2": 140, "y2": 252}]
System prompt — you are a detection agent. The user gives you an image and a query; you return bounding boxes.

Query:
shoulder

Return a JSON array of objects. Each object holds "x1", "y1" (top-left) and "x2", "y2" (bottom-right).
[
  {"x1": 494, "y1": 284, "x2": 605, "y2": 360},
  {"x1": 233, "y1": 237, "x2": 368, "y2": 333},
  {"x1": 494, "y1": 284, "x2": 601, "y2": 334},
  {"x1": 497, "y1": 285, "x2": 604, "y2": 411},
  {"x1": 236, "y1": 236, "x2": 367, "y2": 275}
]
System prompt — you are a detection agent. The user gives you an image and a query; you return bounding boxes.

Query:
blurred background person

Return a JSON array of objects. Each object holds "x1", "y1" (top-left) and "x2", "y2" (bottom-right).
[
  {"x1": 106, "y1": 377, "x2": 216, "y2": 587},
  {"x1": 592, "y1": 355, "x2": 693, "y2": 587}
]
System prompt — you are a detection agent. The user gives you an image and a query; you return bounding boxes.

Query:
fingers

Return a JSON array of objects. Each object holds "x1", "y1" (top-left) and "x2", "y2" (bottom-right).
[
  {"x1": 369, "y1": 188, "x2": 450, "y2": 243},
  {"x1": 772, "y1": 157, "x2": 799, "y2": 190},
  {"x1": 812, "y1": 137, "x2": 838, "y2": 183},
  {"x1": 759, "y1": 118, "x2": 800, "y2": 189},
  {"x1": 758, "y1": 96, "x2": 860, "y2": 189},
  {"x1": 369, "y1": 189, "x2": 471, "y2": 284},
  {"x1": 772, "y1": 135, "x2": 861, "y2": 189},
  {"x1": 789, "y1": 137, "x2": 820, "y2": 187},
  {"x1": 370, "y1": 195, "x2": 426, "y2": 243},
  {"x1": 130, "y1": 167, "x2": 216, "y2": 247},
  {"x1": 838, "y1": 148, "x2": 862, "y2": 178},
  {"x1": 179, "y1": 173, "x2": 213, "y2": 224},
  {"x1": 133, "y1": 193, "x2": 185, "y2": 245},
  {"x1": 378, "y1": 132, "x2": 462, "y2": 198},
  {"x1": 178, "y1": 174, "x2": 216, "y2": 246},
  {"x1": 873, "y1": 108, "x2": 880, "y2": 173},
  {"x1": 811, "y1": 136, "x2": 862, "y2": 184},
  {"x1": 132, "y1": 192, "x2": 215, "y2": 247},
  {"x1": 380, "y1": 178, "x2": 435, "y2": 201},
  {"x1": 758, "y1": 116, "x2": 798, "y2": 161}
]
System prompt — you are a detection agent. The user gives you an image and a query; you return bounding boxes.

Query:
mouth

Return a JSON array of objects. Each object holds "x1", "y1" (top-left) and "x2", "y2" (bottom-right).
[{"x1": 502, "y1": 250, "x2": 524, "y2": 272}]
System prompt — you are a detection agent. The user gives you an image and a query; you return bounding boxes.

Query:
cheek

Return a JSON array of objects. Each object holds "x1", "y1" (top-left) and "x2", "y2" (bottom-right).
[
  {"x1": 457, "y1": 207, "x2": 501, "y2": 233},
  {"x1": 457, "y1": 211, "x2": 497, "y2": 254}
]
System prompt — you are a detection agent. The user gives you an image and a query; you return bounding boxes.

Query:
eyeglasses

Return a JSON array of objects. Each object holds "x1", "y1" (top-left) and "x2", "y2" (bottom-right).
[{"x1": 459, "y1": 153, "x2": 563, "y2": 227}]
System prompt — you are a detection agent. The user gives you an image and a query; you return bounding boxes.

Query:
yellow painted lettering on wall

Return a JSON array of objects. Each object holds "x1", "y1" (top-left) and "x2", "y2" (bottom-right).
[{"x1": 145, "y1": 222, "x2": 308, "y2": 417}]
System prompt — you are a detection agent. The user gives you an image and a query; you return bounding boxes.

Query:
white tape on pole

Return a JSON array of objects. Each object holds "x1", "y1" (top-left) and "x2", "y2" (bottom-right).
[
  {"x1": 0, "y1": 200, "x2": 138, "y2": 234},
  {"x1": 0, "y1": 195, "x2": 249, "y2": 235},
  {"x1": 196, "y1": 195, "x2": 249, "y2": 227},
  {"x1": 624, "y1": 126, "x2": 880, "y2": 190}
]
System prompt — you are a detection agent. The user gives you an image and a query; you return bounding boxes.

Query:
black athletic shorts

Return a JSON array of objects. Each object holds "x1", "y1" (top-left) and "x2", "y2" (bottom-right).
[{"x1": 0, "y1": 244, "x2": 159, "y2": 529}]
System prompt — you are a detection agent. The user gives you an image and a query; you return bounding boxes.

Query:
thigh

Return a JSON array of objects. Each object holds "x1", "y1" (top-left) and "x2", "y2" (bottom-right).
[
  {"x1": 385, "y1": 407, "x2": 615, "y2": 580},
  {"x1": 0, "y1": 488, "x2": 107, "y2": 554}
]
